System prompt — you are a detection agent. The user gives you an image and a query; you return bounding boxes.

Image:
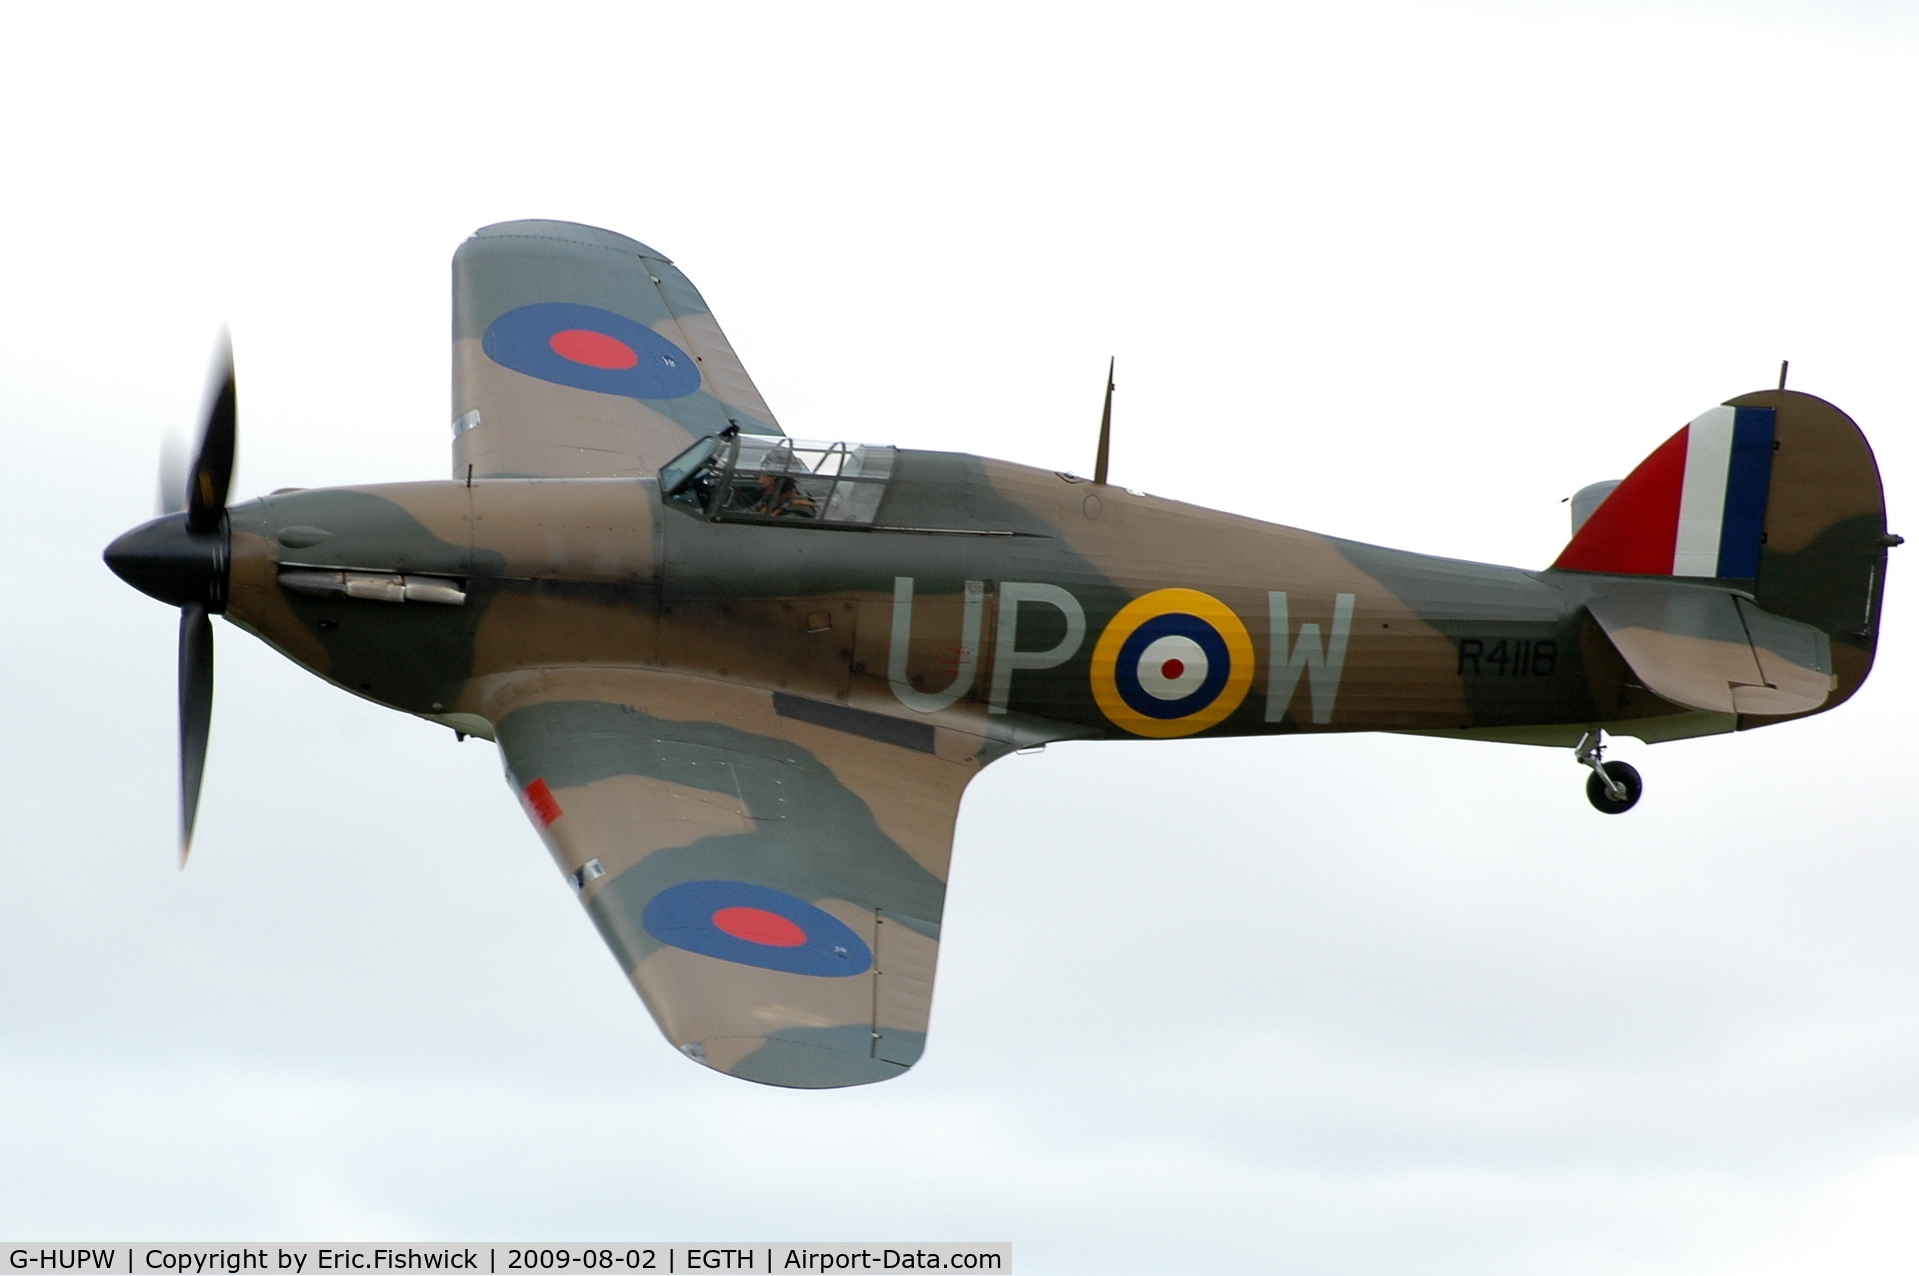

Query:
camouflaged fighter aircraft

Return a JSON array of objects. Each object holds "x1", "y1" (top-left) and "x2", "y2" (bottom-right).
[{"x1": 104, "y1": 219, "x2": 1896, "y2": 1089}]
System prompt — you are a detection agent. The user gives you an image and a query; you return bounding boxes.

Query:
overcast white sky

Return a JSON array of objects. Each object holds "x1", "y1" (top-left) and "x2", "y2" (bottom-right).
[{"x1": 5, "y1": 0, "x2": 1919, "y2": 1270}]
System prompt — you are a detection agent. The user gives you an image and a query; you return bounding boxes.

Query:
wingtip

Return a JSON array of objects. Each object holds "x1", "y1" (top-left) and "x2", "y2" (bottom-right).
[{"x1": 467, "y1": 219, "x2": 671, "y2": 263}]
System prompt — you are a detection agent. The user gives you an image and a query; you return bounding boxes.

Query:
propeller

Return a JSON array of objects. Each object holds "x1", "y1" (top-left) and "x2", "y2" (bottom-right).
[{"x1": 104, "y1": 333, "x2": 236, "y2": 862}]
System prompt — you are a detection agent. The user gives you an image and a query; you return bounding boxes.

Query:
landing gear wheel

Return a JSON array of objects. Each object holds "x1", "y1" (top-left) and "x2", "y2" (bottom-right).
[{"x1": 1585, "y1": 760, "x2": 1642, "y2": 814}]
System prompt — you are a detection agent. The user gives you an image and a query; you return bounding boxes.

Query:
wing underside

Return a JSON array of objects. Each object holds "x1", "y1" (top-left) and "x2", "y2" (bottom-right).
[{"x1": 476, "y1": 668, "x2": 987, "y2": 1088}]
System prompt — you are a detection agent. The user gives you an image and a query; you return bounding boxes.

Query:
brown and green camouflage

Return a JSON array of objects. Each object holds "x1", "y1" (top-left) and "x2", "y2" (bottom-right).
[{"x1": 107, "y1": 219, "x2": 1895, "y2": 1088}]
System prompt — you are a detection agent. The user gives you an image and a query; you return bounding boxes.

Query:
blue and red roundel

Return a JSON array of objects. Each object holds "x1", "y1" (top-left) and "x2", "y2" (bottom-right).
[
  {"x1": 481, "y1": 302, "x2": 703, "y2": 400},
  {"x1": 641, "y1": 880, "x2": 872, "y2": 977},
  {"x1": 1113, "y1": 613, "x2": 1232, "y2": 720}
]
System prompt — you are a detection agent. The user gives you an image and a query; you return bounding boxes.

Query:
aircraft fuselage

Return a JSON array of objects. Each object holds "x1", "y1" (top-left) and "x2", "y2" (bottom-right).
[{"x1": 218, "y1": 449, "x2": 1703, "y2": 751}]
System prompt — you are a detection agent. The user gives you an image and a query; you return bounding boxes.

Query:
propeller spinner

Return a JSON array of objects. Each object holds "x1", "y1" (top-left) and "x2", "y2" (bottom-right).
[{"x1": 103, "y1": 333, "x2": 236, "y2": 861}]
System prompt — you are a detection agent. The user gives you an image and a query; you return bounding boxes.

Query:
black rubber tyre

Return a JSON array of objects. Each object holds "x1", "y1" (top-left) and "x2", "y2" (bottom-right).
[{"x1": 1585, "y1": 760, "x2": 1642, "y2": 814}]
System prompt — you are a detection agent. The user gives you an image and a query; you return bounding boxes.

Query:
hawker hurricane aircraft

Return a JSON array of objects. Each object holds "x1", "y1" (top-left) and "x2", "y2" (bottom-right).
[{"x1": 105, "y1": 220, "x2": 1895, "y2": 1088}]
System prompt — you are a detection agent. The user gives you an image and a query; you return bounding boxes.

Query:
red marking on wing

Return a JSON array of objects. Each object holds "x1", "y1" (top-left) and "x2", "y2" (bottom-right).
[
  {"x1": 1554, "y1": 425, "x2": 1690, "y2": 574},
  {"x1": 549, "y1": 328, "x2": 640, "y2": 370},
  {"x1": 711, "y1": 906, "x2": 807, "y2": 947},
  {"x1": 524, "y1": 777, "x2": 564, "y2": 828},
  {"x1": 1160, "y1": 658, "x2": 1185, "y2": 680}
]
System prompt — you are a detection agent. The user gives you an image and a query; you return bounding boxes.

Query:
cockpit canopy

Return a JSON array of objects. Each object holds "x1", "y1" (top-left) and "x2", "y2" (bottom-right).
[{"x1": 659, "y1": 432, "x2": 897, "y2": 526}]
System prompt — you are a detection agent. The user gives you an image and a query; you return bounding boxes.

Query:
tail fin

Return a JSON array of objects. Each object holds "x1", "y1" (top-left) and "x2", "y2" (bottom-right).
[{"x1": 1555, "y1": 389, "x2": 1892, "y2": 714}]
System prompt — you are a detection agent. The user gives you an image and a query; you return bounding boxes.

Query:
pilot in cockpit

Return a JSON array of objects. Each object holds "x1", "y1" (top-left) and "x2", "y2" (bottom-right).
[{"x1": 750, "y1": 472, "x2": 818, "y2": 518}]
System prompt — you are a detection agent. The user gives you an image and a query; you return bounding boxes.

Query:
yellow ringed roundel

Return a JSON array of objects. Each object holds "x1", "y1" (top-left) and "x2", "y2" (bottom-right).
[{"x1": 1090, "y1": 588, "x2": 1255, "y2": 738}]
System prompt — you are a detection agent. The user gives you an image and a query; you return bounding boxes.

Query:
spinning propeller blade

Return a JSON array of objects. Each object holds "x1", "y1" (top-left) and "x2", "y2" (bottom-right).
[
  {"x1": 187, "y1": 330, "x2": 235, "y2": 533},
  {"x1": 103, "y1": 332, "x2": 237, "y2": 863},
  {"x1": 178, "y1": 603, "x2": 214, "y2": 859}
]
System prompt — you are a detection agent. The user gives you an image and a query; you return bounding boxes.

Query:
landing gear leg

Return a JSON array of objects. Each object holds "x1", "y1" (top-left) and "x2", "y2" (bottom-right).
[{"x1": 1575, "y1": 728, "x2": 1642, "y2": 814}]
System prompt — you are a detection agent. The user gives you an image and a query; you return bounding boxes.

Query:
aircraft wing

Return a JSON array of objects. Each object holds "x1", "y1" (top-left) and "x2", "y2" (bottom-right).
[
  {"x1": 480, "y1": 669, "x2": 985, "y2": 1088},
  {"x1": 452, "y1": 220, "x2": 782, "y2": 480}
]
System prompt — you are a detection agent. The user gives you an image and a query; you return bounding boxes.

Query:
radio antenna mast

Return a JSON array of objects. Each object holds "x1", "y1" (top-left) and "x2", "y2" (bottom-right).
[{"x1": 1094, "y1": 358, "x2": 1115, "y2": 484}]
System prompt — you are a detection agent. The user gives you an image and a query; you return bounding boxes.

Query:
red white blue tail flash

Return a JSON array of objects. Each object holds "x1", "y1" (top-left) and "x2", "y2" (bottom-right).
[{"x1": 1555, "y1": 405, "x2": 1776, "y2": 578}]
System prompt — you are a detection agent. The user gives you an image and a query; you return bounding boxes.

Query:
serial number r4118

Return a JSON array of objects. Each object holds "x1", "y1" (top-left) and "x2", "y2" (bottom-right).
[{"x1": 1456, "y1": 637, "x2": 1557, "y2": 677}]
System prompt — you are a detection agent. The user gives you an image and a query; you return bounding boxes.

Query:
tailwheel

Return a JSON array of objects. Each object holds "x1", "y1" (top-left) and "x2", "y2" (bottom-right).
[{"x1": 1584, "y1": 761, "x2": 1642, "y2": 814}]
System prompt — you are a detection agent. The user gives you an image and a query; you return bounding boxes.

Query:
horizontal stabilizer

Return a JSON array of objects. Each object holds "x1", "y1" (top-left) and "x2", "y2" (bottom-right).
[{"x1": 1587, "y1": 584, "x2": 1834, "y2": 717}]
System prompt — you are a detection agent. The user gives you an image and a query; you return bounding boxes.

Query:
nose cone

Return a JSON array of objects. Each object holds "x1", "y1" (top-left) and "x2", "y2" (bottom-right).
[{"x1": 104, "y1": 513, "x2": 229, "y2": 611}]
